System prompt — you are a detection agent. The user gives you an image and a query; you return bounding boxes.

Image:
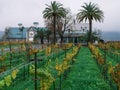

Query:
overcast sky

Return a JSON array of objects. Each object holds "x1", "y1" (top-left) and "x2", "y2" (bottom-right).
[{"x1": 0, "y1": 0, "x2": 120, "y2": 32}]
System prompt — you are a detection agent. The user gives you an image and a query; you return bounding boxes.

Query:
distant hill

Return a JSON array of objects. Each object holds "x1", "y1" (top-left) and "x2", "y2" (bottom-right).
[{"x1": 101, "y1": 31, "x2": 120, "y2": 41}]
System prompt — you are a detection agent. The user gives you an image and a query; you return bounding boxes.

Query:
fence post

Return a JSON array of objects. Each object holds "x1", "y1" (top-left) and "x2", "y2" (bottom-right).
[{"x1": 34, "y1": 52, "x2": 37, "y2": 90}]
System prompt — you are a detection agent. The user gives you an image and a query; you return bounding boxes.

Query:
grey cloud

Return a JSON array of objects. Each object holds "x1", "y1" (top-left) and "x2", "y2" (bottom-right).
[{"x1": 0, "y1": 0, "x2": 120, "y2": 31}]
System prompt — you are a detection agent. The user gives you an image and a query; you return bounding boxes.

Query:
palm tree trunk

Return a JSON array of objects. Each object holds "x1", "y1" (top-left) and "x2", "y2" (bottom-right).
[
  {"x1": 48, "y1": 35, "x2": 49, "y2": 46},
  {"x1": 41, "y1": 37, "x2": 44, "y2": 44},
  {"x1": 53, "y1": 15, "x2": 56, "y2": 45},
  {"x1": 60, "y1": 35, "x2": 63, "y2": 44},
  {"x1": 88, "y1": 18, "x2": 92, "y2": 43}
]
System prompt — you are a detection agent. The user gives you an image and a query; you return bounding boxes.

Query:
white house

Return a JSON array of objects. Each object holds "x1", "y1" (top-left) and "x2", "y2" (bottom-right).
[{"x1": 63, "y1": 22, "x2": 89, "y2": 43}]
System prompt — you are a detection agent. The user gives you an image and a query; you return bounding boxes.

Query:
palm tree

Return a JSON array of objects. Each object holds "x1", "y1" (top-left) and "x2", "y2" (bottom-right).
[
  {"x1": 43, "y1": 1, "x2": 66, "y2": 44},
  {"x1": 76, "y1": 2, "x2": 104, "y2": 43}
]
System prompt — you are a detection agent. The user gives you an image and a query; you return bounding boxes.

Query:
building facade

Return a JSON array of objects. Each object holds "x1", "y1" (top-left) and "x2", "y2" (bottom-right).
[
  {"x1": 62, "y1": 23, "x2": 89, "y2": 43},
  {"x1": 3, "y1": 22, "x2": 89, "y2": 43},
  {"x1": 4, "y1": 27, "x2": 47, "y2": 42}
]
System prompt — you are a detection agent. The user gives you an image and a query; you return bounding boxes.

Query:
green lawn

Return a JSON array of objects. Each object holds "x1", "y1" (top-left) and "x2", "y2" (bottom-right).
[{"x1": 62, "y1": 47, "x2": 111, "y2": 90}]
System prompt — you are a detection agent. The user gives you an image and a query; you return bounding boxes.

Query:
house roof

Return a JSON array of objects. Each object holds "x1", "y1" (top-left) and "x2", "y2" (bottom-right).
[
  {"x1": 64, "y1": 23, "x2": 89, "y2": 35},
  {"x1": 8, "y1": 27, "x2": 28, "y2": 39},
  {"x1": 73, "y1": 23, "x2": 89, "y2": 31},
  {"x1": 27, "y1": 26, "x2": 48, "y2": 32},
  {"x1": 8, "y1": 27, "x2": 48, "y2": 39}
]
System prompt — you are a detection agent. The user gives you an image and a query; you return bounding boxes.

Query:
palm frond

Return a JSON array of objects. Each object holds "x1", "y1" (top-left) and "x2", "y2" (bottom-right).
[{"x1": 76, "y1": 2, "x2": 104, "y2": 23}]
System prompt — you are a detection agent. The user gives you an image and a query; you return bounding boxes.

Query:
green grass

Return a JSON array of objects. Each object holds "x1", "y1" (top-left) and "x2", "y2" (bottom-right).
[{"x1": 61, "y1": 47, "x2": 111, "y2": 90}]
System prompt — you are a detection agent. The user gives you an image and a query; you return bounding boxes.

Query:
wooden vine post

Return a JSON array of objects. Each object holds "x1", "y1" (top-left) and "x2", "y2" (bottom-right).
[
  {"x1": 9, "y1": 40, "x2": 12, "y2": 69},
  {"x1": 33, "y1": 48, "x2": 38, "y2": 90}
]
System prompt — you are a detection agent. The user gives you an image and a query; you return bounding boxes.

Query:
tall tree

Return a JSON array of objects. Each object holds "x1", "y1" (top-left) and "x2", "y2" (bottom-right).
[
  {"x1": 44, "y1": 9, "x2": 73, "y2": 44},
  {"x1": 57, "y1": 8, "x2": 73, "y2": 43},
  {"x1": 2, "y1": 27, "x2": 11, "y2": 41},
  {"x1": 43, "y1": 1, "x2": 66, "y2": 44},
  {"x1": 76, "y1": 2, "x2": 104, "y2": 43},
  {"x1": 34, "y1": 28, "x2": 45, "y2": 44},
  {"x1": 44, "y1": 19, "x2": 54, "y2": 44}
]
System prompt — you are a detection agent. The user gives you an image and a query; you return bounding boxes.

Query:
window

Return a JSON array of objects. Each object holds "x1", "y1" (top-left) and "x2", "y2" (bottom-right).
[{"x1": 29, "y1": 31, "x2": 34, "y2": 38}]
